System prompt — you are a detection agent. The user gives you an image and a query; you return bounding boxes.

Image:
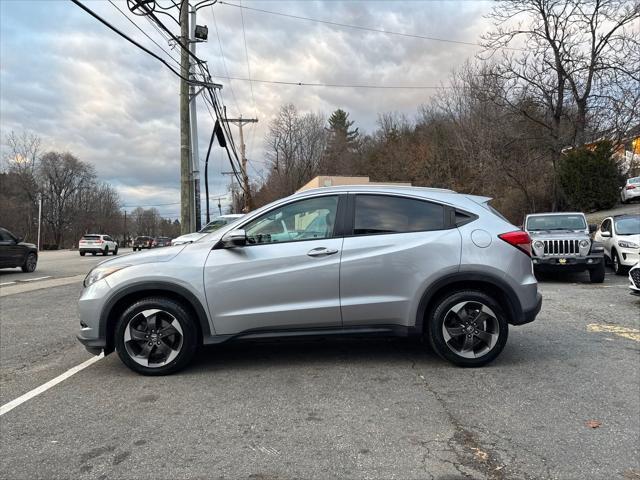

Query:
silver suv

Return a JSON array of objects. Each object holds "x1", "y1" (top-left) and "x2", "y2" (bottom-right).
[{"x1": 77, "y1": 186, "x2": 542, "y2": 375}]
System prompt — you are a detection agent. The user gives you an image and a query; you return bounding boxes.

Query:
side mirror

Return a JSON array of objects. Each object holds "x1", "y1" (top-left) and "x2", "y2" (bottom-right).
[
  {"x1": 600, "y1": 231, "x2": 611, "y2": 238},
  {"x1": 588, "y1": 224, "x2": 597, "y2": 233},
  {"x1": 221, "y1": 229, "x2": 247, "y2": 248}
]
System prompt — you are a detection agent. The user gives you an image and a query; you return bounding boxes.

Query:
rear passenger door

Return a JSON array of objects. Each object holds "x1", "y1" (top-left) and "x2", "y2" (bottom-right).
[{"x1": 339, "y1": 194, "x2": 461, "y2": 328}]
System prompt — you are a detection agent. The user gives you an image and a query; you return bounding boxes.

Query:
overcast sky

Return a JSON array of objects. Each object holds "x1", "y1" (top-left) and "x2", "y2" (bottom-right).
[{"x1": 0, "y1": 0, "x2": 496, "y2": 218}]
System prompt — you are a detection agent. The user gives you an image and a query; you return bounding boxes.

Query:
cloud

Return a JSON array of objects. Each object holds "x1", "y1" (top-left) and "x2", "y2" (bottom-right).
[{"x1": 1, "y1": 0, "x2": 495, "y2": 217}]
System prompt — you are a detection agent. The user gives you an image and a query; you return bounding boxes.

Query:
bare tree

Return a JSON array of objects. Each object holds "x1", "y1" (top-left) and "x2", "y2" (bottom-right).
[
  {"x1": 481, "y1": 0, "x2": 639, "y2": 208},
  {"x1": 39, "y1": 152, "x2": 96, "y2": 247}
]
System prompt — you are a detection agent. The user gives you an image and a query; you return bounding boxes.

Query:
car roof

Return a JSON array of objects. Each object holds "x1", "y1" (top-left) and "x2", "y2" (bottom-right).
[
  {"x1": 612, "y1": 214, "x2": 640, "y2": 219},
  {"x1": 292, "y1": 185, "x2": 456, "y2": 196},
  {"x1": 84, "y1": 233, "x2": 107, "y2": 236},
  {"x1": 526, "y1": 212, "x2": 585, "y2": 217},
  {"x1": 219, "y1": 214, "x2": 244, "y2": 218}
]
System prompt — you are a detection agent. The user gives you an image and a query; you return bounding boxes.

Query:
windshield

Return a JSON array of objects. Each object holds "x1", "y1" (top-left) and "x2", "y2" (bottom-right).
[
  {"x1": 614, "y1": 216, "x2": 640, "y2": 235},
  {"x1": 199, "y1": 219, "x2": 228, "y2": 234},
  {"x1": 526, "y1": 214, "x2": 586, "y2": 231}
]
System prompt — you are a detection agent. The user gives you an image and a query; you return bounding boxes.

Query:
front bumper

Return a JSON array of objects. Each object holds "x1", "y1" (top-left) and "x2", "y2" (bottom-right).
[
  {"x1": 617, "y1": 247, "x2": 639, "y2": 267},
  {"x1": 77, "y1": 279, "x2": 112, "y2": 355},
  {"x1": 532, "y1": 255, "x2": 602, "y2": 272}
]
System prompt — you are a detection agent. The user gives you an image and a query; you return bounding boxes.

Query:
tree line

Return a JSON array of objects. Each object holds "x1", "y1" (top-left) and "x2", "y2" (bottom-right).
[
  {"x1": 250, "y1": 0, "x2": 639, "y2": 222},
  {"x1": 0, "y1": 131, "x2": 181, "y2": 248}
]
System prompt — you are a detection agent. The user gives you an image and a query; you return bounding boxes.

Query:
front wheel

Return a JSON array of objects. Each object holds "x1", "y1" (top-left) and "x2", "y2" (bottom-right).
[
  {"x1": 114, "y1": 297, "x2": 198, "y2": 375},
  {"x1": 612, "y1": 250, "x2": 626, "y2": 276},
  {"x1": 21, "y1": 253, "x2": 37, "y2": 273},
  {"x1": 589, "y1": 262, "x2": 605, "y2": 283},
  {"x1": 427, "y1": 290, "x2": 508, "y2": 367}
]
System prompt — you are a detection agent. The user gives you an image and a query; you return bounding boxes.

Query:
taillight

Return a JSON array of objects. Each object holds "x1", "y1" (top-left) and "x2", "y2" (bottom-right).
[
  {"x1": 499, "y1": 230, "x2": 532, "y2": 257},
  {"x1": 96, "y1": 240, "x2": 103, "y2": 244},
  {"x1": 626, "y1": 185, "x2": 636, "y2": 190}
]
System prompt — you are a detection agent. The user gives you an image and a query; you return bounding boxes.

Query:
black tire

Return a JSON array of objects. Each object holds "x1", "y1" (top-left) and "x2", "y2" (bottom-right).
[
  {"x1": 114, "y1": 297, "x2": 198, "y2": 376},
  {"x1": 589, "y1": 262, "x2": 605, "y2": 283},
  {"x1": 427, "y1": 290, "x2": 509, "y2": 368},
  {"x1": 611, "y1": 250, "x2": 626, "y2": 276},
  {"x1": 80, "y1": 251, "x2": 86, "y2": 257},
  {"x1": 92, "y1": 252, "x2": 97, "y2": 256},
  {"x1": 103, "y1": 246, "x2": 109, "y2": 256},
  {"x1": 21, "y1": 252, "x2": 37, "y2": 273},
  {"x1": 113, "y1": 246, "x2": 118, "y2": 255}
]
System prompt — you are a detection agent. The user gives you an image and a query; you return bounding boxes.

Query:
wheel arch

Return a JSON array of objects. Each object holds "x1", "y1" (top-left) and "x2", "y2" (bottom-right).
[
  {"x1": 100, "y1": 282, "x2": 211, "y2": 354},
  {"x1": 415, "y1": 272, "x2": 524, "y2": 332}
]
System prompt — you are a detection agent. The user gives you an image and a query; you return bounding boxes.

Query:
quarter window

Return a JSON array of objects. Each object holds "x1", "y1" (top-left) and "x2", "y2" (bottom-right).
[
  {"x1": 244, "y1": 195, "x2": 339, "y2": 245},
  {"x1": 353, "y1": 195, "x2": 445, "y2": 235}
]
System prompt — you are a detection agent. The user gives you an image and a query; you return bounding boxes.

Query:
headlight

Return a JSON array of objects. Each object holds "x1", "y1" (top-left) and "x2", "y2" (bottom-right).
[
  {"x1": 533, "y1": 240, "x2": 544, "y2": 250},
  {"x1": 618, "y1": 240, "x2": 639, "y2": 249},
  {"x1": 579, "y1": 239, "x2": 590, "y2": 248},
  {"x1": 83, "y1": 265, "x2": 130, "y2": 288}
]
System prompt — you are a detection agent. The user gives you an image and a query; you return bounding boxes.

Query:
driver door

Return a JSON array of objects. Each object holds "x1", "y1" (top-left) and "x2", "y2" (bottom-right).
[{"x1": 204, "y1": 194, "x2": 344, "y2": 335}]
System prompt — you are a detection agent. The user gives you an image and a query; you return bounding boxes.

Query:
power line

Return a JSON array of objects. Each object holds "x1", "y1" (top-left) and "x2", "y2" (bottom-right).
[
  {"x1": 108, "y1": 0, "x2": 181, "y2": 69},
  {"x1": 210, "y1": 4, "x2": 239, "y2": 114},
  {"x1": 70, "y1": 0, "x2": 214, "y2": 86},
  {"x1": 219, "y1": 1, "x2": 508, "y2": 49},
  {"x1": 207, "y1": 75, "x2": 447, "y2": 89}
]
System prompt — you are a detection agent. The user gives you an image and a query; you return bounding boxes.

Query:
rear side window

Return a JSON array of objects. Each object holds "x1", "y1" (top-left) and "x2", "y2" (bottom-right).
[{"x1": 353, "y1": 195, "x2": 444, "y2": 235}]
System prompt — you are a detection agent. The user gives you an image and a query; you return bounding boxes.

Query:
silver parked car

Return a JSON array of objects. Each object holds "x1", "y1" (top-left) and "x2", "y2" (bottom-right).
[{"x1": 77, "y1": 186, "x2": 542, "y2": 375}]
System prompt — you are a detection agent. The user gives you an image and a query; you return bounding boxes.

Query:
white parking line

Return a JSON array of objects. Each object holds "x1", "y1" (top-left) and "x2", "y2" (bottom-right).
[
  {"x1": 0, "y1": 353, "x2": 104, "y2": 417},
  {"x1": 18, "y1": 276, "x2": 52, "y2": 282},
  {"x1": 0, "y1": 281, "x2": 17, "y2": 286}
]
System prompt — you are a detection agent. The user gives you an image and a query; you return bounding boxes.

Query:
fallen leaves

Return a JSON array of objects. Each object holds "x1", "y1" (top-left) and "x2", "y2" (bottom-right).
[{"x1": 585, "y1": 420, "x2": 602, "y2": 429}]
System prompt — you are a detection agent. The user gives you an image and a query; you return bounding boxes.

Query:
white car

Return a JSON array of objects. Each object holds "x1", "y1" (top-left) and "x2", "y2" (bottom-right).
[
  {"x1": 171, "y1": 214, "x2": 244, "y2": 245},
  {"x1": 594, "y1": 214, "x2": 640, "y2": 275},
  {"x1": 629, "y1": 263, "x2": 640, "y2": 296},
  {"x1": 620, "y1": 177, "x2": 640, "y2": 203},
  {"x1": 79, "y1": 234, "x2": 118, "y2": 256}
]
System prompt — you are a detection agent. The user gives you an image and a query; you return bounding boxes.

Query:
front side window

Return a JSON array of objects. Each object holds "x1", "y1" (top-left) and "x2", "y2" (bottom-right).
[
  {"x1": 353, "y1": 195, "x2": 445, "y2": 235},
  {"x1": 244, "y1": 195, "x2": 339, "y2": 245}
]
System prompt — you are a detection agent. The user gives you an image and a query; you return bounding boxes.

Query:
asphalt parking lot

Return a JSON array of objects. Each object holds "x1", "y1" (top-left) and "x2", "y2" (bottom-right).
[{"x1": 1, "y1": 251, "x2": 639, "y2": 479}]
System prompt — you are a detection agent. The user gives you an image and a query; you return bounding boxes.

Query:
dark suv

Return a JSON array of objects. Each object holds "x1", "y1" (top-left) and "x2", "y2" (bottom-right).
[
  {"x1": 133, "y1": 236, "x2": 154, "y2": 251},
  {"x1": 0, "y1": 227, "x2": 38, "y2": 272}
]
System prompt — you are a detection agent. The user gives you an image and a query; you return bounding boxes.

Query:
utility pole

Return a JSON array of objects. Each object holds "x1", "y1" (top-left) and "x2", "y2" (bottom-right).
[
  {"x1": 223, "y1": 116, "x2": 258, "y2": 212},
  {"x1": 37, "y1": 194, "x2": 42, "y2": 251},
  {"x1": 189, "y1": 4, "x2": 201, "y2": 232},
  {"x1": 179, "y1": 0, "x2": 191, "y2": 234},
  {"x1": 221, "y1": 171, "x2": 238, "y2": 214}
]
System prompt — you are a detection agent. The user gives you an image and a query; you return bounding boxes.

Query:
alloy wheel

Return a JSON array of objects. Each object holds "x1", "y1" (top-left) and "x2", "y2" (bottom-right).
[
  {"x1": 25, "y1": 254, "x2": 37, "y2": 272},
  {"x1": 442, "y1": 301, "x2": 499, "y2": 359},
  {"x1": 124, "y1": 309, "x2": 184, "y2": 368}
]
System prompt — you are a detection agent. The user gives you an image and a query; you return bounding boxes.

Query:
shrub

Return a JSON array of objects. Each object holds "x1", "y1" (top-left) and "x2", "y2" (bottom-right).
[{"x1": 558, "y1": 141, "x2": 620, "y2": 212}]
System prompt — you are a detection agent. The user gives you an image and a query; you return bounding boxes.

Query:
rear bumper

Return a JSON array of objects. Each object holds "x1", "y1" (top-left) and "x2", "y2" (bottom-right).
[
  {"x1": 512, "y1": 292, "x2": 542, "y2": 325},
  {"x1": 532, "y1": 255, "x2": 602, "y2": 272},
  {"x1": 79, "y1": 247, "x2": 105, "y2": 253}
]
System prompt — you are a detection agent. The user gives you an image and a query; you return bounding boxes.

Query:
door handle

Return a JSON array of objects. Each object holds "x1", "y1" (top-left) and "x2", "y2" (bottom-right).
[{"x1": 307, "y1": 247, "x2": 339, "y2": 257}]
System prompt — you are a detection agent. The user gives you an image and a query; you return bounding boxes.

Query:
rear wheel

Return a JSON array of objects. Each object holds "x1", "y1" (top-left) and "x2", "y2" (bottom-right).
[
  {"x1": 589, "y1": 262, "x2": 605, "y2": 283},
  {"x1": 427, "y1": 290, "x2": 508, "y2": 367},
  {"x1": 21, "y1": 253, "x2": 37, "y2": 273},
  {"x1": 114, "y1": 297, "x2": 198, "y2": 375},
  {"x1": 92, "y1": 252, "x2": 97, "y2": 256},
  {"x1": 113, "y1": 246, "x2": 118, "y2": 255},
  {"x1": 80, "y1": 251, "x2": 86, "y2": 257},
  {"x1": 103, "y1": 246, "x2": 109, "y2": 256}
]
